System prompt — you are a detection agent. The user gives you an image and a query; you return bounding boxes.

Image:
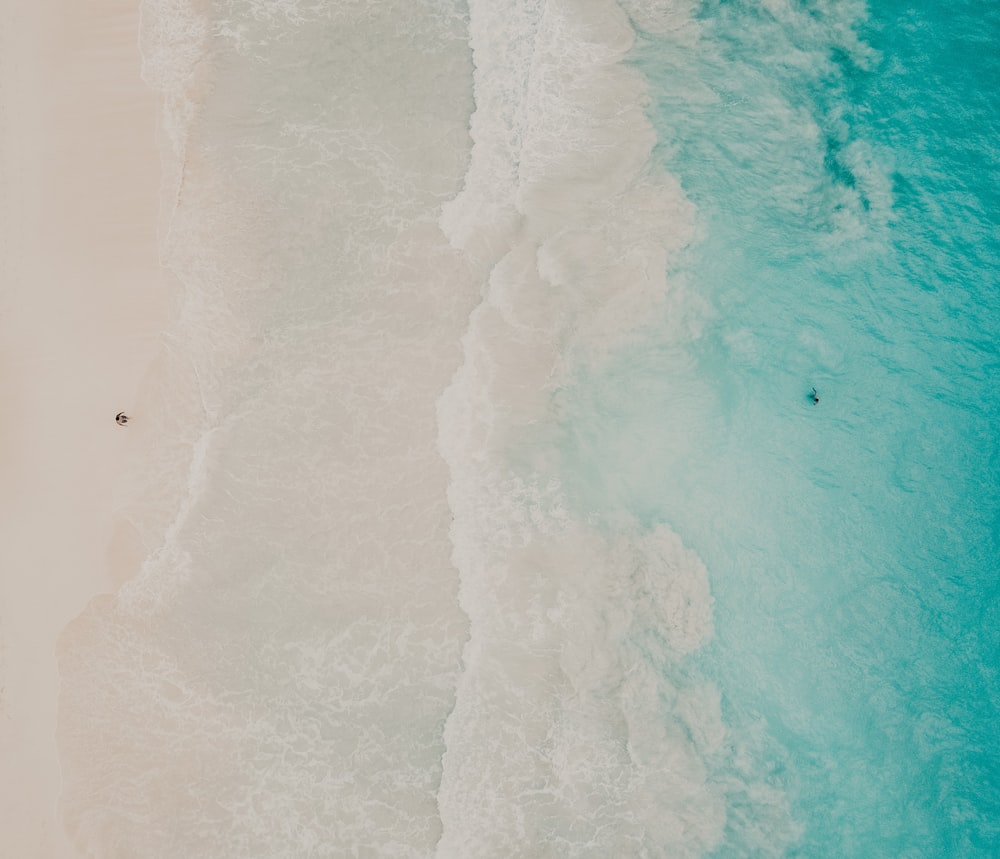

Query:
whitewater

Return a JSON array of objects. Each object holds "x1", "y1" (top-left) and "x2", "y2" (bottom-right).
[{"x1": 56, "y1": 0, "x2": 999, "y2": 857}]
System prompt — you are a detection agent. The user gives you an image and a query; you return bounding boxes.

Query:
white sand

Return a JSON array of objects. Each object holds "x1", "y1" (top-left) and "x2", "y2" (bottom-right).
[{"x1": 0, "y1": 0, "x2": 171, "y2": 855}]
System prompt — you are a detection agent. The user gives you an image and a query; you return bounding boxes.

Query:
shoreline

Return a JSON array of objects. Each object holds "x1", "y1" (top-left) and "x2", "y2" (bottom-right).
[{"x1": 0, "y1": 0, "x2": 174, "y2": 855}]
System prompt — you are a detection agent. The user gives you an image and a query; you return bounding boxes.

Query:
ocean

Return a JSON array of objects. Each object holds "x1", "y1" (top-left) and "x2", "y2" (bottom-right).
[{"x1": 57, "y1": 0, "x2": 999, "y2": 856}]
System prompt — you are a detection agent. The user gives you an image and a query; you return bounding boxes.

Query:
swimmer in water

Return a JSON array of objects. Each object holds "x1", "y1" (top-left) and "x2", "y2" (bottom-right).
[
  {"x1": 810, "y1": 387, "x2": 819, "y2": 405},
  {"x1": 115, "y1": 412, "x2": 129, "y2": 425}
]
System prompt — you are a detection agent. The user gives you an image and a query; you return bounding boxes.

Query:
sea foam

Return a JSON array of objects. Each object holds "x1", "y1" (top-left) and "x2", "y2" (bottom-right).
[{"x1": 434, "y1": 0, "x2": 729, "y2": 855}]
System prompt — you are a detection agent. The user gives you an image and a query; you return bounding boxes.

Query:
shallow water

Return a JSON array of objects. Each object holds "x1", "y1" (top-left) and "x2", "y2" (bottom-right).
[
  {"x1": 557, "y1": 1, "x2": 1000, "y2": 854},
  {"x1": 61, "y1": 1, "x2": 477, "y2": 855},
  {"x1": 58, "y1": 0, "x2": 999, "y2": 856}
]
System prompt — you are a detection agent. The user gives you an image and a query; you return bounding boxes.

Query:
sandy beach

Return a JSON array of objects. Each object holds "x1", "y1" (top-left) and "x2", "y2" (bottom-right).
[{"x1": 0, "y1": 0, "x2": 170, "y2": 855}]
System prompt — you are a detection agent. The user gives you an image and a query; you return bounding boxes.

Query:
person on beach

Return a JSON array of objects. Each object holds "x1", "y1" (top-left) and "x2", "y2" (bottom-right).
[
  {"x1": 115, "y1": 412, "x2": 129, "y2": 425},
  {"x1": 810, "y1": 387, "x2": 819, "y2": 405}
]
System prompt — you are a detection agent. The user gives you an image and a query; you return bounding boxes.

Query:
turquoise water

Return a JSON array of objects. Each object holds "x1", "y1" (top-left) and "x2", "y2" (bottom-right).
[{"x1": 558, "y1": 1, "x2": 1000, "y2": 854}]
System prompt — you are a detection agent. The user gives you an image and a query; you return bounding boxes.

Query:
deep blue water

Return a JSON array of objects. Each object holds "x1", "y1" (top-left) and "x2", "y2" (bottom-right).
[{"x1": 556, "y1": 1, "x2": 1000, "y2": 854}]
